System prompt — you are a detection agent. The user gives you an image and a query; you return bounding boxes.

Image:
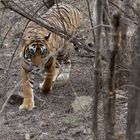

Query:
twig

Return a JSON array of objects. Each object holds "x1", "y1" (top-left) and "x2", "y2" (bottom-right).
[
  {"x1": 42, "y1": 0, "x2": 50, "y2": 9},
  {"x1": 6, "y1": 0, "x2": 48, "y2": 72},
  {"x1": 86, "y1": 0, "x2": 95, "y2": 42},
  {"x1": 34, "y1": 94, "x2": 45, "y2": 102},
  {"x1": 18, "y1": 0, "x2": 35, "y2": 14},
  {"x1": 77, "y1": 54, "x2": 95, "y2": 58},
  {"x1": 0, "y1": 17, "x2": 22, "y2": 48},
  {"x1": 1, "y1": 0, "x2": 95, "y2": 54},
  {"x1": 0, "y1": 81, "x2": 21, "y2": 117},
  {"x1": 4, "y1": 0, "x2": 54, "y2": 79},
  {"x1": 1, "y1": 1, "x2": 51, "y2": 112},
  {"x1": 0, "y1": 6, "x2": 5, "y2": 40},
  {"x1": 130, "y1": 5, "x2": 139, "y2": 17},
  {"x1": 42, "y1": 0, "x2": 55, "y2": 9},
  {"x1": 108, "y1": 0, "x2": 138, "y2": 25}
]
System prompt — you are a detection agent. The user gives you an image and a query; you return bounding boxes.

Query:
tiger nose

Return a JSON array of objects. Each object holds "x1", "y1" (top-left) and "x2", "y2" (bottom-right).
[
  {"x1": 33, "y1": 65, "x2": 43, "y2": 72},
  {"x1": 34, "y1": 66, "x2": 40, "y2": 72}
]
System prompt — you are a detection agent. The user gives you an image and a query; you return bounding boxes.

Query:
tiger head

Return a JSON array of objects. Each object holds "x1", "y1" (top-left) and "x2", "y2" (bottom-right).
[{"x1": 21, "y1": 31, "x2": 51, "y2": 67}]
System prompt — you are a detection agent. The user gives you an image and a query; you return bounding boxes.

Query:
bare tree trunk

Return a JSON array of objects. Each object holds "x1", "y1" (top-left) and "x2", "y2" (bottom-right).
[
  {"x1": 92, "y1": 0, "x2": 103, "y2": 139},
  {"x1": 126, "y1": 7, "x2": 140, "y2": 140},
  {"x1": 103, "y1": 0, "x2": 111, "y2": 49},
  {"x1": 103, "y1": 10, "x2": 122, "y2": 140},
  {"x1": 101, "y1": 0, "x2": 119, "y2": 139},
  {"x1": 115, "y1": 0, "x2": 131, "y2": 89}
]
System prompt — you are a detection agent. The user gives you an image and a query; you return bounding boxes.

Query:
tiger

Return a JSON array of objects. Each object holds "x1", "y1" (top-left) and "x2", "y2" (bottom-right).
[{"x1": 19, "y1": 3, "x2": 80, "y2": 110}]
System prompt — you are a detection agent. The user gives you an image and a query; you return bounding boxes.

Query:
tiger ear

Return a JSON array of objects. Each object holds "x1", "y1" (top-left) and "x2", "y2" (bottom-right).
[{"x1": 44, "y1": 32, "x2": 51, "y2": 40}]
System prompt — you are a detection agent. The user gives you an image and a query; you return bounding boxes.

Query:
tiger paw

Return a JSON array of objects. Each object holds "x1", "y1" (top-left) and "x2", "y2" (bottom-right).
[
  {"x1": 56, "y1": 73, "x2": 69, "y2": 82},
  {"x1": 39, "y1": 83, "x2": 52, "y2": 92},
  {"x1": 19, "y1": 98, "x2": 35, "y2": 111}
]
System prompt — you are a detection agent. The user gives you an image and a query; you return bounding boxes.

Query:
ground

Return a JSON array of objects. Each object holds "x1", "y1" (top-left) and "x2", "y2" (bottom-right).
[
  {"x1": 0, "y1": 44, "x2": 94, "y2": 140},
  {"x1": 0, "y1": 0, "x2": 127, "y2": 140}
]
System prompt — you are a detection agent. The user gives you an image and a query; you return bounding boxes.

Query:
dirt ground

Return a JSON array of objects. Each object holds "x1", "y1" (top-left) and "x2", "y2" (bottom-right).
[
  {"x1": 0, "y1": 46, "x2": 94, "y2": 140},
  {"x1": 0, "y1": 0, "x2": 127, "y2": 140}
]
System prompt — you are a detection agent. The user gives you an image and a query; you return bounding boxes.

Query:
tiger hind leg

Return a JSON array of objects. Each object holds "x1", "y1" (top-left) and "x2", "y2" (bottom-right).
[
  {"x1": 52, "y1": 67, "x2": 59, "y2": 82},
  {"x1": 56, "y1": 48, "x2": 71, "y2": 82},
  {"x1": 56, "y1": 62, "x2": 71, "y2": 82}
]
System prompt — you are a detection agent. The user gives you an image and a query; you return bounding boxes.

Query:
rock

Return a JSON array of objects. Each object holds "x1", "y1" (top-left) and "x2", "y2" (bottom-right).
[
  {"x1": 25, "y1": 133, "x2": 30, "y2": 140},
  {"x1": 71, "y1": 96, "x2": 92, "y2": 112}
]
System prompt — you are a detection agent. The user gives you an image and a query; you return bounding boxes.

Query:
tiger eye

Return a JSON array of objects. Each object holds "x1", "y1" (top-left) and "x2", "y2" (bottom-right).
[
  {"x1": 40, "y1": 45, "x2": 47, "y2": 55},
  {"x1": 29, "y1": 44, "x2": 37, "y2": 55}
]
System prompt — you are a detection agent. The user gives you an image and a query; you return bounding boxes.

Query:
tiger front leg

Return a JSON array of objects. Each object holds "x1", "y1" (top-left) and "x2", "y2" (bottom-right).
[
  {"x1": 19, "y1": 67, "x2": 35, "y2": 111},
  {"x1": 39, "y1": 56, "x2": 56, "y2": 92}
]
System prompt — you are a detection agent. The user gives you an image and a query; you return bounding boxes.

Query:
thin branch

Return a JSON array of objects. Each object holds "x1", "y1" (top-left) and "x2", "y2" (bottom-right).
[
  {"x1": 108, "y1": 0, "x2": 138, "y2": 25},
  {"x1": 0, "y1": 6, "x2": 5, "y2": 39},
  {"x1": 7, "y1": 1, "x2": 48, "y2": 72},
  {"x1": 86, "y1": 0, "x2": 95, "y2": 42},
  {"x1": 42, "y1": 0, "x2": 55, "y2": 9},
  {"x1": 42, "y1": 0, "x2": 50, "y2": 9},
  {"x1": 18, "y1": 0, "x2": 35, "y2": 14},
  {"x1": 0, "y1": 81, "x2": 21, "y2": 117},
  {"x1": 0, "y1": 17, "x2": 22, "y2": 48},
  {"x1": 1, "y1": 1, "x2": 51, "y2": 112},
  {"x1": 1, "y1": 0, "x2": 95, "y2": 54},
  {"x1": 130, "y1": 5, "x2": 139, "y2": 17}
]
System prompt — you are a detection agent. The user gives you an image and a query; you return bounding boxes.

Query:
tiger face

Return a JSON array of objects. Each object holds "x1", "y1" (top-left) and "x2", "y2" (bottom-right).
[
  {"x1": 19, "y1": 3, "x2": 80, "y2": 111},
  {"x1": 23, "y1": 39, "x2": 49, "y2": 65},
  {"x1": 26, "y1": 42, "x2": 46, "y2": 65},
  {"x1": 28, "y1": 42, "x2": 47, "y2": 66},
  {"x1": 20, "y1": 31, "x2": 53, "y2": 67}
]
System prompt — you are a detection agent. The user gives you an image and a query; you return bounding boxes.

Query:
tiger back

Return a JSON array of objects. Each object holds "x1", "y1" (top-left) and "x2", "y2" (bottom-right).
[{"x1": 19, "y1": 3, "x2": 80, "y2": 110}]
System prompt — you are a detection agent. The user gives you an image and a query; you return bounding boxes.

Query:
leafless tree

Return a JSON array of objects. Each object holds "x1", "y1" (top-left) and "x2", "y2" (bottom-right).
[
  {"x1": 115, "y1": 0, "x2": 132, "y2": 89},
  {"x1": 1, "y1": 0, "x2": 140, "y2": 139},
  {"x1": 92, "y1": 0, "x2": 103, "y2": 139},
  {"x1": 103, "y1": 9, "x2": 122, "y2": 140},
  {"x1": 126, "y1": 6, "x2": 140, "y2": 140},
  {"x1": 92, "y1": 1, "x2": 122, "y2": 139},
  {"x1": 93, "y1": 0, "x2": 138, "y2": 139},
  {"x1": 102, "y1": 0, "x2": 117, "y2": 139}
]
